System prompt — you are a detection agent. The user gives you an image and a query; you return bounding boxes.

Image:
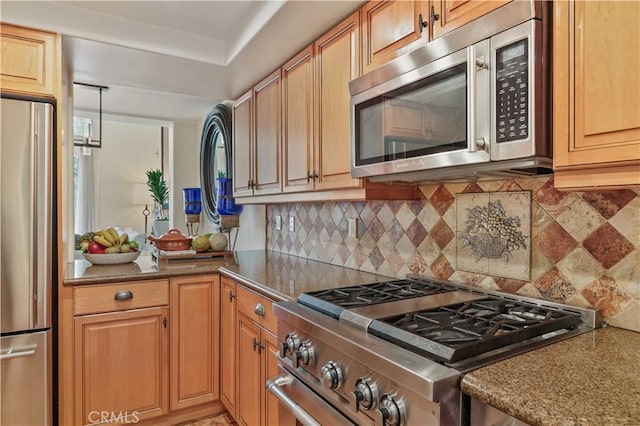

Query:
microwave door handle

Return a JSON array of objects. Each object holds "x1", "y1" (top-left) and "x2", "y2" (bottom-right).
[{"x1": 467, "y1": 45, "x2": 487, "y2": 153}]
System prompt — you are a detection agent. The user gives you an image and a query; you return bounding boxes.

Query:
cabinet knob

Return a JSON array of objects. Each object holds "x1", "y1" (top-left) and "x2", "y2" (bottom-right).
[
  {"x1": 254, "y1": 303, "x2": 265, "y2": 317},
  {"x1": 229, "y1": 291, "x2": 236, "y2": 303},
  {"x1": 114, "y1": 290, "x2": 133, "y2": 301}
]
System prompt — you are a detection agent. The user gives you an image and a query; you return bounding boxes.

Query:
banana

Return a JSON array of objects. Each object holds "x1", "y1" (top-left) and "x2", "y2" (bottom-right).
[
  {"x1": 119, "y1": 233, "x2": 129, "y2": 245},
  {"x1": 94, "y1": 235, "x2": 113, "y2": 247},
  {"x1": 107, "y1": 228, "x2": 120, "y2": 247},
  {"x1": 97, "y1": 230, "x2": 115, "y2": 245}
]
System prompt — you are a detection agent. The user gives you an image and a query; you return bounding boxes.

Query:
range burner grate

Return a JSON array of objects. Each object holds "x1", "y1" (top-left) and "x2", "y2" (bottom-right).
[
  {"x1": 368, "y1": 298, "x2": 583, "y2": 363},
  {"x1": 298, "y1": 279, "x2": 453, "y2": 318}
]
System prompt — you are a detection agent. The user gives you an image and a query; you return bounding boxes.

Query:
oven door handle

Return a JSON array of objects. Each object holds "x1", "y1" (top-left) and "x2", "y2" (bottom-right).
[{"x1": 266, "y1": 374, "x2": 322, "y2": 426}]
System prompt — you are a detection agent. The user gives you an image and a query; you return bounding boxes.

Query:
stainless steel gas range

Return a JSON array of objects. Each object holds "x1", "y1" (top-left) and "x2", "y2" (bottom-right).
[{"x1": 270, "y1": 276, "x2": 602, "y2": 426}]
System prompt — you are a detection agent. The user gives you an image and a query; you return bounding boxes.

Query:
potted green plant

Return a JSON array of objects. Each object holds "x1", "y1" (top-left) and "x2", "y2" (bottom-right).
[{"x1": 146, "y1": 169, "x2": 169, "y2": 235}]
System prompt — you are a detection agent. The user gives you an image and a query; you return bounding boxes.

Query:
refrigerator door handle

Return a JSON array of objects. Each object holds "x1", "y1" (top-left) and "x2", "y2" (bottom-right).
[
  {"x1": 31, "y1": 103, "x2": 39, "y2": 328},
  {"x1": 0, "y1": 348, "x2": 37, "y2": 361}
]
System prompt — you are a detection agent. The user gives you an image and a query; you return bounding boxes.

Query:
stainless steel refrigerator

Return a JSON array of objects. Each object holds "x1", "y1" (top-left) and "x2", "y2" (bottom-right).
[{"x1": 1, "y1": 96, "x2": 55, "y2": 426}]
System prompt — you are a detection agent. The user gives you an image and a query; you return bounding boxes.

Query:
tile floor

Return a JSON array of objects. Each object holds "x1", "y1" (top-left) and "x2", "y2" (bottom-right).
[{"x1": 178, "y1": 412, "x2": 236, "y2": 426}]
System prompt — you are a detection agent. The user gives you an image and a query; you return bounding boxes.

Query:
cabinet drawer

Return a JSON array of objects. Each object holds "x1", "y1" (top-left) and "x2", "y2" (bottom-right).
[
  {"x1": 73, "y1": 280, "x2": 169, "y2": 316},
  {"x1": 236, "y1": 285, "x2": 276, "y2": 333}
]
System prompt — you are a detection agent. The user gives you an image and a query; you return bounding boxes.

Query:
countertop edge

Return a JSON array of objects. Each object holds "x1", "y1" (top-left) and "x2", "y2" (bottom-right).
[{"x1": 219, "y1": 267, "x2": 292, "y2": 302}]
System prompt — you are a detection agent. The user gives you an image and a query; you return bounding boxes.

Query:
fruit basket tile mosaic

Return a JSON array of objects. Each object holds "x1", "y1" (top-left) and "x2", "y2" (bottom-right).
[{"x1": 455, "y1": 191, "x2": 531, "y2": 281}]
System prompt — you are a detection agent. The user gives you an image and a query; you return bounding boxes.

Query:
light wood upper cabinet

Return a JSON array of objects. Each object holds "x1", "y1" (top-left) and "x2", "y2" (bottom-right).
[
  {"x1": 282, "y1": 45, "x2": 315, "y2": 194},
  {"x1": 0, "y1": 23, "x2": 56, "y2": 96},
  {"x1": 361, "y1": 1, "x2": 429, "y2": 74},
  {"x1": 169, "y1": 275, "x2": 220, "y2": 411},
  {"x1": 74, "y1": 307, "x2": 169, "y2": 425},
  {"x1": 233, "y1": 90, "x2": 254, "y2": 198},
  {"x1": 220, "y1": 276, "x2": 238, "y2": 417},
  {"x1": 431, "y1": 0, "x2": 511, "y2": 39},
  {"x1": 234, "y1": 71, "x2": 283, "y2": 198},
  {"x1": 254, "y1": 70, "x2": 282, "y2": 196},
  {"x1": 315, "y1": 11, "x2": 362, "y2": 191},
  {"x1": 553, "y1": 0, "x2": 640, "y2": 189}
]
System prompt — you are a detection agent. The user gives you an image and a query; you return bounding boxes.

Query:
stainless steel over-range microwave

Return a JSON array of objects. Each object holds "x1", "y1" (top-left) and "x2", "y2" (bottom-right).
[{"x1": 349, "y1": 1, "x2": 552, "y2": 182}]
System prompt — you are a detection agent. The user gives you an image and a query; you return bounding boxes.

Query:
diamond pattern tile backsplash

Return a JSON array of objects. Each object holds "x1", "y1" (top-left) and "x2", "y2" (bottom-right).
[{"x1": 266, "y1": 177, "x2": 640, "y2": 332}]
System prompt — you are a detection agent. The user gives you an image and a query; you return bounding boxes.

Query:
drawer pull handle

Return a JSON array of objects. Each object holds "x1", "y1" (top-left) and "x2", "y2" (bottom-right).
[
  {"x1": 114, "y1": 290, "x2": 133, "y2": 301},
  {"x1": 254, "y1": 303, "x2": 265, "y2": 317}
]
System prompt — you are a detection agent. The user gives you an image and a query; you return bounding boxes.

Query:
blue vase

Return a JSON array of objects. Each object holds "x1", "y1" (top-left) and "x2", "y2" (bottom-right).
[
  {"x1": 182, "y1": 187, "x2": 202, "y2": 215},
  {"x1": 216, "y1": 178, "x2": 243, "y2": 215}
]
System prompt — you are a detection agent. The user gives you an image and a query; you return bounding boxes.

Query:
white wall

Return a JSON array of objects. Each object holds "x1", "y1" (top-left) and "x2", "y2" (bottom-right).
[
  {"x1": 87, "y1": 117, "x2": 163, "y2": 232},
  {"x1": 172, "y1": 119, "x2": 266, "y2": 251}
]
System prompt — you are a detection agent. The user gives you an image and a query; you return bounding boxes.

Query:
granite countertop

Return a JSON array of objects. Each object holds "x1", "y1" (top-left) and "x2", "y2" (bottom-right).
[
  {"x1": 64, "y1": 250, "x2": 389, "y2": 300},
  {"x1": 461, "y1": 326, "x2": 640, "y2": 426}
]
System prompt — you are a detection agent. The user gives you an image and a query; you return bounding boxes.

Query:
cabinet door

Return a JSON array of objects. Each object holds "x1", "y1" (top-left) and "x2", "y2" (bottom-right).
[
  {"x1": 237, "y1": 314, "x2": 262, "y2": 426},
  {"x1": 74, "y1": 307, "x2": 169, "y2": 425},
  {"x1": 262, "y1": 330, "x2": 283, "y2": 426},
  {"x1": 314, "y1": 12, "x2": 362, "y2": 191},
  {"x1": 169, "y1": 275, "x2": 220, "y2": 411},
  {"x1": 233, "y1": 90, "x2": 255, "y2": 198},
  {"x1": 0, "y1": 24, "x2": 56, "y2": 96},
  {"x1": 254, "y1": 70, "x2": 282, "y2": 196},
  {"x1": 553, "y1": 0, "x2": 640, "y2": 188},
  {"x1": 220, "y1": 276, "x2": 237, "y2": 416},
  {"x1": 282, "y1": 45, "x2": 315, "y2": 194},
  {"x1": 361, "y1": 0, "x2": 429, "y2": 73},
  {"x1": 432, "y1": 1, "x2": 511, "y2": 39}
]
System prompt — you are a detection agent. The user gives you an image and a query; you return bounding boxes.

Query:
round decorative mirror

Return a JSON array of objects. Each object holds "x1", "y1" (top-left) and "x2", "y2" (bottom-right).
[{"x1": 200, "y1": 104, "x2": 232, "y2": 226}]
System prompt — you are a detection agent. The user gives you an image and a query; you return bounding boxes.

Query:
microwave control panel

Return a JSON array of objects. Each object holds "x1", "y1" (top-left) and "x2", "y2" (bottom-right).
[{"x1": 496, "y1": 39, "x2": 529, "y2": 143}]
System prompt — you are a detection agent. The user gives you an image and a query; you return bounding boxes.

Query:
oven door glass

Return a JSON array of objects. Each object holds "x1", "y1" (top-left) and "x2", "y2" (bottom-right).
[{"x1": 351, "y1": 41, "x2": 490, "y2": 178}]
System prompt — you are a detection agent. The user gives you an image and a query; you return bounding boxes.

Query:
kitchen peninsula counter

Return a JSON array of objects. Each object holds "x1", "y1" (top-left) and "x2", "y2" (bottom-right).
[
  {"x1": 63, "y1": 250, "x2": 388, "y2": 300},
  {"x1": 461, "y1": 326, "x2": 640, "y2": 426}
]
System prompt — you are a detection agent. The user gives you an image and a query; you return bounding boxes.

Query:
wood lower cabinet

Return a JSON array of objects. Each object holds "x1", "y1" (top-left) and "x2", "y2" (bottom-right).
[
  {"x1": 431, "y1": 0, "x2": 511, "y2": 39},
  {"x1": 553, "y1": 0, "x2": 640, "y2": 189},
  {"x1": 74, "y1": 307, "x2": 169, "y2": 425},
  {"x1": 236, "y1": 314, "x2": 262, "y2": 426},
  {"x1": 361, "y1": 1, "x2": 429, "y2": 73},
  {"x1": 223, "y1": 276, "x2": 287, "y2": 426},
  {"x1": 236, "y1": 316, "x2": 280, "y2": 426},
  {"x1": 170, "y1": 275, "x2": 220, "y2": 411},
  {"x1": 219, "y1": 276, "x2": 238, "y2": 417},
  {"x1": 66, "y1": 277, "x2": 223, "y2": 426},
  {"x1": 0, "y1": 23, "x2": 57, "y2": 96}
]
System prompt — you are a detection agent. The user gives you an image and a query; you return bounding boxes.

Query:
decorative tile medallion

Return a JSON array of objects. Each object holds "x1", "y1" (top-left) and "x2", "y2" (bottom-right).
[{"x1": 455, "y1": 191, "x2": 531, "y2": 281}]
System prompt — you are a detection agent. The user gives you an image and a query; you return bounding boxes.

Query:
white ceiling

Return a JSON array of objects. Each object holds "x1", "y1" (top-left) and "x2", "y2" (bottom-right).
[{"x1": 1, "y1": 0, "x2": 365, "y2": 122}]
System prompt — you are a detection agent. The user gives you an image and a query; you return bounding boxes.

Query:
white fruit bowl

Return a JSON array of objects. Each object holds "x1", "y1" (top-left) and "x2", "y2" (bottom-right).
[{"x1": 83, "y1": 251, "x2": 141, "y2": 265}]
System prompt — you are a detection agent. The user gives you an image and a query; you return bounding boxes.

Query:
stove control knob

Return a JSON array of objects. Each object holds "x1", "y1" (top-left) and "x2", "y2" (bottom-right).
[
  {"x1": 278, "y1": 333, "x2": 300, "y2": 358},
  {"x1": 350, "y1": 378, "x2": 378, "y2": 412},
  {"x1": 375, "y1": 394, "x2": 404, "y2": 426},
  {"x1": 293, "y1": 343, "x2": 314, "y2": 368},
  {"x1": 320, "y1": 361, "x2": 343, "y2": 390}
]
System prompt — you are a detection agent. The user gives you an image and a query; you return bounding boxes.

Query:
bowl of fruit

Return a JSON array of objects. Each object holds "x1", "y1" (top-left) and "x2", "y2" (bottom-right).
[{"x1": 80, "y1": 228, "x2": 141, "y2": 265}]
